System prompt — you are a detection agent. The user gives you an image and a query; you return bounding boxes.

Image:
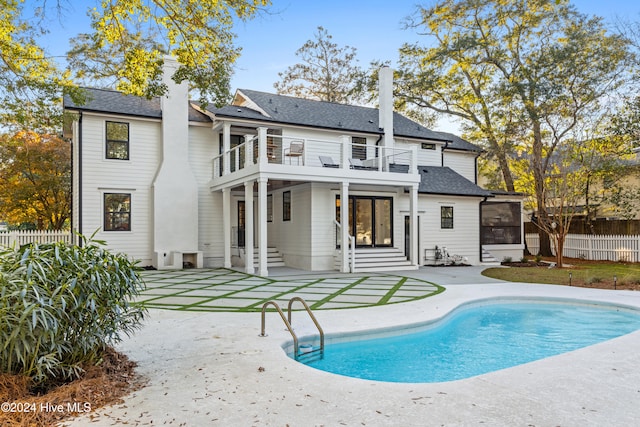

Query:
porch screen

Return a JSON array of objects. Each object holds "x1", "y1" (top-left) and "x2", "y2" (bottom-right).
[{"x1": 480, "y1": 202, "x2": 521, "y2": 244}]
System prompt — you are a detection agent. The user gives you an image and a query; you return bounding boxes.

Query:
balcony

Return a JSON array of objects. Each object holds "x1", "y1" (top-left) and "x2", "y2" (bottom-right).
[{"x1": 210, "y1": 132, "x2": 419, "y2": 190}]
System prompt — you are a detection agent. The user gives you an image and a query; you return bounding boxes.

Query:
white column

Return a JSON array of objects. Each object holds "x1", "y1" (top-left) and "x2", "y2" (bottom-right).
[
  {"x1": 244, "y1": 181, "x2": 254, "y2": 274},
  {"x1": 340, "y1": 181, "x2": 350, "y2": 272},
  {"x1": 340, "y1": 135, "x2": 350, "y2": 170},
  {"x1": 222, "y1": 188, "x2": 231, "y2": 268},
  {"x1": 222, "y1": 122, "x2": 231, "y2": 175},
  {"x1": 410, "y1": 184, "x2": 419, "y2": 266},
  {"x1": 258, "y1": 127, "x2": 268, "y2": 166},
  {"x1": 244, "y1": 134, "x2": 253, "y2": 168},
  {"x1": 258, "y1": 177, "x2": 268, "y2": 276}
]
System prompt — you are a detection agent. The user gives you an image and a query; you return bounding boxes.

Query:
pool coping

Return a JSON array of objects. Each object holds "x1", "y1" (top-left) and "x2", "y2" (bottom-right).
[{"x1": 65, "y1": 275, "x2": 640, "y2": 426}]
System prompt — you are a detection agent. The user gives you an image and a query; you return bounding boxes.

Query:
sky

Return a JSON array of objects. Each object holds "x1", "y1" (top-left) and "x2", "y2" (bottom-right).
[{"x1": 29, "y1": 0, "x2": 640, "y2": 133}]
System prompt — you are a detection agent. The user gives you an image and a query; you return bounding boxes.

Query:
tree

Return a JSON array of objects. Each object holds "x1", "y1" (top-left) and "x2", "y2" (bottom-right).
[
  {"x1": 274, "y1": 26, "x2": 365, "y2": 104},
  {"x1": 0, "y1": 131, "x2": 71, "y2": 229},
  {"x1": 0, "y1": 0, "x2": 78, "y2": 131},
  {"x1": 1, "y1": 0, "x2": 270, "y2": 125},
  {"x1": 396, "y1": 0, "x2": 630, "y2": 256}
]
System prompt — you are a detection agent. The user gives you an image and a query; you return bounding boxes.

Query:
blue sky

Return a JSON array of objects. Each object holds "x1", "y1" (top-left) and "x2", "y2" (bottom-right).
[{"x1": 28, "y1": 0, "x2": 640, "y2": 131}]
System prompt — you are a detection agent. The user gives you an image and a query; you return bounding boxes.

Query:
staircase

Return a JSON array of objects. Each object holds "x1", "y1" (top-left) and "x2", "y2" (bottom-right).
[
  {"x1": 481, "y1": 247, "x2": 501, "y2": 265},
  {"x1": 335, "y1": 247, "x2": 417, "y2": 273},
  {"x1": 246, "y1": 247, "x2": 286, "y2": 268}
]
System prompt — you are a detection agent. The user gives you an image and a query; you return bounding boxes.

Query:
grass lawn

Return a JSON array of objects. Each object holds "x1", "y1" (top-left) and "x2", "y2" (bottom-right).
[{"x1": 482, "y1": 257, "x2": 640, "y2": 290}]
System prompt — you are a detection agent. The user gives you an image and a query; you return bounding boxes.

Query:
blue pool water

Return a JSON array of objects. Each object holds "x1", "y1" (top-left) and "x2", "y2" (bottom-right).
[{"x1": 300, "y1": 300, "x2": 640, "y2": 383}]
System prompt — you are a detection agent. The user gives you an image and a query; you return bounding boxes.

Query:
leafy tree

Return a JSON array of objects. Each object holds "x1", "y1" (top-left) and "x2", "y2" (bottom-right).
[
  {"x1": 1, "y1": 0, "x2": 270, "y2": 126},
  {"x1": 274, "y1": 26, "x2": 365, "y2": 104},
  {"x1": 0, "y1": 0, "x2": 78, "y2": 131},
  {"x1": 67, "y1": 0, "x2": 270, "y2": 106},
  {"x1": 396, "y1": 0, "x2": 630, "y2": 256},
  {"x1": 0, "y1": 130, "x2": 71, "y2": 229}
]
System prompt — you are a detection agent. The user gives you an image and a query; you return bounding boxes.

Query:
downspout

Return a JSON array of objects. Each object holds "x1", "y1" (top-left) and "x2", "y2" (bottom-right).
[
  {"x1": 479, "y1": 195, "x2": 488, "y2": 262},
  {"x1": 441, "y1": 140, "x2": 450, "y2": 166},
  {"x1": 374, "y1": 133, "x2": 383, "y2": 157},
  {"x1": 78, "y1": 112, "x2": 83, "y2": 246}
]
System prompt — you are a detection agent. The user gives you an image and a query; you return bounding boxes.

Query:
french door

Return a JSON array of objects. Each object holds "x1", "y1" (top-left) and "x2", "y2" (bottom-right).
[{"x1": 337, "y1": 196, "x2": 393, "y2": 247}]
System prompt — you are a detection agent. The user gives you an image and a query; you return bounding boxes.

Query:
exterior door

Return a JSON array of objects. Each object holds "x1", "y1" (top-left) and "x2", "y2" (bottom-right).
[
  {"x1": 352, "y1": 196, "x2": 393, "y2": 247},
  {"x1": 237, "y1": 200, "x2": 245, "y2": 247},
  {"x1": 336, "y1": 195, "x2": 393, "y2": 248}
]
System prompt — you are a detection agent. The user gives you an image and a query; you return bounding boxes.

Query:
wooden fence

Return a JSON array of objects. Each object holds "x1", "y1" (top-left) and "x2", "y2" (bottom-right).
[
  {"x1": 526, "y1": 233, "x2": 640, "y2": 262},
  {"x1": 0, "y1": 230, "x2": 73, "y2": 248}
]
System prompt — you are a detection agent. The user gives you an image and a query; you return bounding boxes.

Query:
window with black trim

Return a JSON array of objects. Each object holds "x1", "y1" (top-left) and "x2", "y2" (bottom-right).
[
  {"x1": 283, "y1": 191, "x2": 291, "y2": 221},
  {"x1": 351, "y1": 136, "x2": 367, "y2": 160},
  {"x1": 441, "y1": 206, "x2": 453, "y2": 229},
  {"x1": 104, "y1": 193, "x2": 131, "y2": 231},
  {"x1": 106, "y1": 121, "x2": 130, "y2": 160},
  {"x1": 421, "y1": 142, "x2": 436, "y2": 150},
  {"x1": 267, "y1": 194, "x2": 273, "y2": 222}
]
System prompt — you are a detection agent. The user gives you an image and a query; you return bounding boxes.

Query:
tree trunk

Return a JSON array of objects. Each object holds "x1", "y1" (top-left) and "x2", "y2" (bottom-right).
[
  {"x1": 555, "y1": 234, "x2": 565, "y2": 268},
  {"x1": 531, "y1": 118, "x2": 553, "y2": 256}
]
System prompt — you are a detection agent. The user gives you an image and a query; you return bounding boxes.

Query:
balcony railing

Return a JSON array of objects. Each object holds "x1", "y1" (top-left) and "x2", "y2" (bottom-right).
[{"x1": 212, "y1": 133, "x2": 417, "y2": 179}]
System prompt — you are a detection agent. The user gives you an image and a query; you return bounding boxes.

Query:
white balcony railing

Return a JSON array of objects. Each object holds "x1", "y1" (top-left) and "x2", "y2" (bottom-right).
[{"x1": 212, "y1": 133, "x2": 418, "y2": 179}]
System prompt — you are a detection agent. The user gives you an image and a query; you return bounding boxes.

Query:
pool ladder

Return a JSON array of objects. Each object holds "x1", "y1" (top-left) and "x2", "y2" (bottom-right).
[{"x1": 260, "y1": 296, "x2": 324, "y2": 360}]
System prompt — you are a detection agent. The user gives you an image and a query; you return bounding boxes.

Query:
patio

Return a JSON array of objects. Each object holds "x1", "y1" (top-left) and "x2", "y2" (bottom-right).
[
  {"x1": 136, "y1": 268, "x2": 443, "y2": 312},
  {"x1": 66, "y1": 267, "x2": 640, "y2": 426}
]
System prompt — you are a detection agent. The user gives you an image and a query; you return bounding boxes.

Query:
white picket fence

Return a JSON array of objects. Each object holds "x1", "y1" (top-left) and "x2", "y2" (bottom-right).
[
  {"x1": 0, "y1": 230, "x2": 74, "y2": 248},
  {"x1": 526, "y1": 233, "x2": 640, "y2": 262}
]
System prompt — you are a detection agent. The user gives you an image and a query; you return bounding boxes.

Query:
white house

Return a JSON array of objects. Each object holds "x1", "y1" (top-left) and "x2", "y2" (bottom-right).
[{"x1": 63, "y1": 58, "x2": 523, "y2": 275}]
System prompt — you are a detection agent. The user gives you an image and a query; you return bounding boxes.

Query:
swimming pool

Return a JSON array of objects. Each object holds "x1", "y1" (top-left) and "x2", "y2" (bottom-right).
[{"x1": 293, "y1": 299, "x2": 640, "y2": 383}]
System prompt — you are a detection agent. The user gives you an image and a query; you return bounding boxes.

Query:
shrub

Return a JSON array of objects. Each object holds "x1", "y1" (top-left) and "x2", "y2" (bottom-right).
[
  {"x1": 534, "y1": 254, "x2": 543, "y2": 263},
  {"x1": 0, "y1": 234, "x2": 146, "y2": 387},
  {"x1": 585, "y1": 276, "x2": 603, "y2": 285},
  {"x1": 502, "y1": 256, "x2": 513, "y2": 263}
]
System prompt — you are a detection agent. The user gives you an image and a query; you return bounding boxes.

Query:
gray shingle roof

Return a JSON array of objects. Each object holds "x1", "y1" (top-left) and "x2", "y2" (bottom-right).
[
  {"x1": 63, "y1": 87, "x2": 482, "y2": 153},
  {"x1": 419, "y1": 166, "x2": 493, "y2": 197},
  {"x1": 63, "y1": 87, "x2": 209, "y2": 122},
  {"x1": 210, "y1": 89, "x2": 457, "y2": 144}
]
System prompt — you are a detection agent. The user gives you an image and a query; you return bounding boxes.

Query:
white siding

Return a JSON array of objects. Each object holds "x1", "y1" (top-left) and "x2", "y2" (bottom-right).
[
  {"x1": 419, "y1": 195, "x2": 482, "y2": 264},
  {"x1": 396, "y1": 139, "x2": 442, "y2": 166},
  {"x1": 443, "y1": 150, "x2": 477, "y2": 183},
  {"x1": 80, "y1": 113, "x2": 160, "y2": 266},
  {"x1": 310, "y1": 184, "x2": 340, "y2": 270},
  {"x1": 268, "y1": 184, "x2": 313, "y2": 269}
]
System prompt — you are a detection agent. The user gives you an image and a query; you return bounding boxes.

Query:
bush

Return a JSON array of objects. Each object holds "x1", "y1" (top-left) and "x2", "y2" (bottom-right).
[{"x1": 0, "y1": 234, "x2": 146, "y2": 387}]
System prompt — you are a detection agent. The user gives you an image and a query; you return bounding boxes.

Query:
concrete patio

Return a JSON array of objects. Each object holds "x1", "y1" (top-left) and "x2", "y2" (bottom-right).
[{"x1": 64, "y1": 266, "x2": 640, "y2": 426}]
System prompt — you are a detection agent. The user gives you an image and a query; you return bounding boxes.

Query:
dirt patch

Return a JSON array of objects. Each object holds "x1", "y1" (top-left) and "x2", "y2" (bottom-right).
[{"x1": 0, "y1": 347, "x2": 145, "y2": 426}]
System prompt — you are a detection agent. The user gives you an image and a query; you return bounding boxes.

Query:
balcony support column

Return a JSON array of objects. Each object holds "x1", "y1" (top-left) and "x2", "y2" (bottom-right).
[
  {"x1": 244, "y1": 180, "x2": 254, "y2": 274},
  {"x1": 257, "y1": 177, "x2": 269, "y2": 276},
  {"x1": 340, "y1": 181, "x2": 350, "y2": 273},
  {"x1": 222, "y1": 187, "x2": 231, "y2": 268}
]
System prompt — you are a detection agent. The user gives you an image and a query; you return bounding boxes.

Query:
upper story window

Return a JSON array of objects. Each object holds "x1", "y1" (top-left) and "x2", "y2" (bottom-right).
[
  {"x1": 421, "y1": 142, "x2": 436, "y2": 150},
  {"x1": 441, "y1": 206, "x2": 454, "y2": 229},
  {"x1": 351, "y1": 136, "x2": 367, "y2": 160},
  {"x1": 106, "y1": 121, "x2": 130, "y2": 160},
  {"x1": 104, "y1": 193, "x2": 131, "y2": 231}
]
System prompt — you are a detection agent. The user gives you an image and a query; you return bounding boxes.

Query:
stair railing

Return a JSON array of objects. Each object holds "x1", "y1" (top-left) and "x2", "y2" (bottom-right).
[{"x1": 333, "y1": 219, "x2": 355, "y2": 272}]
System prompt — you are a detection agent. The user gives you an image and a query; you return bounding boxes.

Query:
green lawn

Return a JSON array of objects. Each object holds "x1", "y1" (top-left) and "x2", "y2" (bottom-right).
[{"x1": 482, "y1": 259, "x2": 640, "y2": 290}]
